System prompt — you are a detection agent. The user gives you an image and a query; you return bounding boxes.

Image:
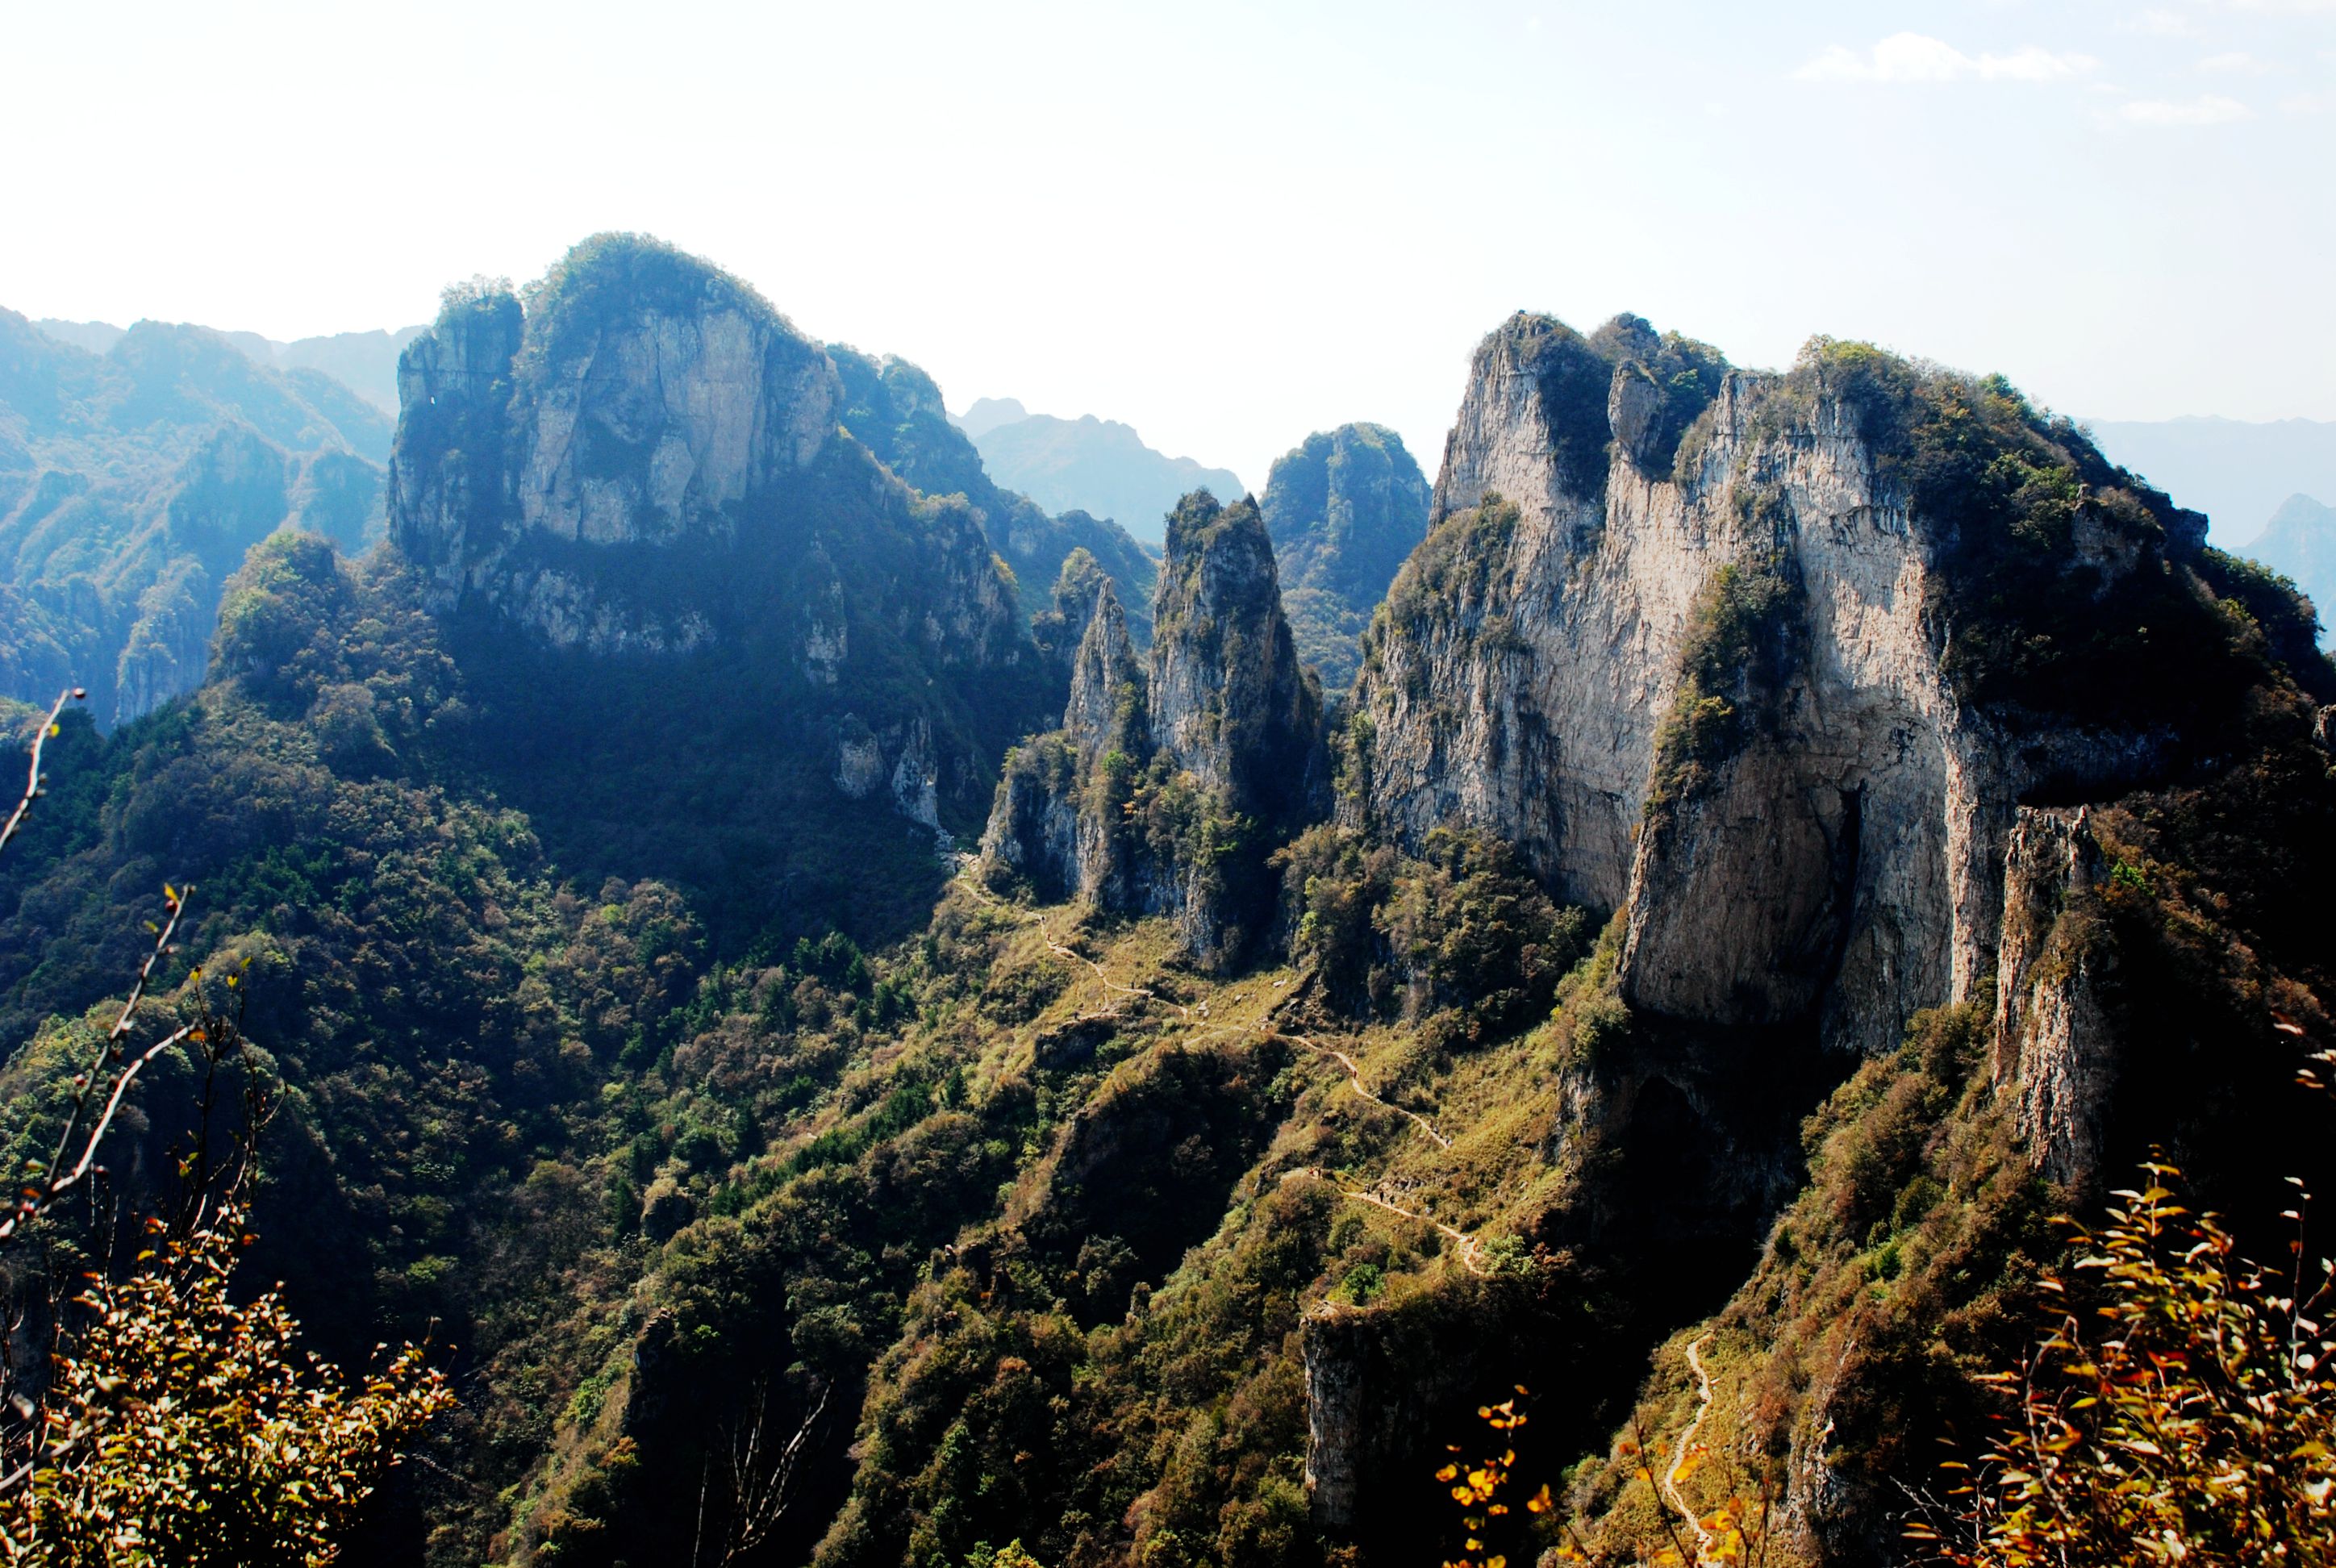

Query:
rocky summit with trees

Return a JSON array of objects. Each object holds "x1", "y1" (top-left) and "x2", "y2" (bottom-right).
[{"x1": 0, "y1": 233, "x2": 2330, "y2": 1567}]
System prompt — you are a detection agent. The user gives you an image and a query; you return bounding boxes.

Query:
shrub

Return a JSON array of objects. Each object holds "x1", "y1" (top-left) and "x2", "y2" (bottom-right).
[
  {"x1": 1277, "y1": 826, "x2": 1586, "y2": 1037},
  {"x1": 1914, "y1": 1163, "x2": 2336, "y2": 1566},
  {"x1": 0, "y1": 1206, "x2": 452, "y2": 1566}
]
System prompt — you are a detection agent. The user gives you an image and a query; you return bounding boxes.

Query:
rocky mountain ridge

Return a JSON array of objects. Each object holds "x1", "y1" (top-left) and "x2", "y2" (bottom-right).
[
  {"x1": 2, "y1": 253, "x2": 2330, "y2": 1568},
  {"x1": 1351, "y1": 311, "x2": 2301, "y2": 1064},
  {"x1": 945, "y1": 305, "x2": 2333, "y2": 1563},
  {"x1": 982, "y1": 490, "x2": 1326, "y2": 967}
]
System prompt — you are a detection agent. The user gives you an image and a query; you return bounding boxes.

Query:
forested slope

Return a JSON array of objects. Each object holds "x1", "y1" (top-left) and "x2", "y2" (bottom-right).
[
  {"x1": 0, "y1": 256, "x2": 2330, "y2": 1568},
  {"x1": 0, "y1": 309, "x2": 389, "y2": 724}
]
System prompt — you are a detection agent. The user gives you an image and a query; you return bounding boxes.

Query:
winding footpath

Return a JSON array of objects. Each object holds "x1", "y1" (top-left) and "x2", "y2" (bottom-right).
[
  {"x1": 1660, "y1": 1334, "x2": 1719, "y2": 1565},
  {"x1": 1044, "y1": 938, "x2": 1192, "y2": 1020},
  {"x1": 1272, "y1": 1031, "x2": 1452, "y2": 1149},
  {"x1": 1281, "y1": 1167, "x2": 1490, "y2": 1277},
  {"x1": 953, "y1": 865, "x2": 1490, "y2": 1278}
]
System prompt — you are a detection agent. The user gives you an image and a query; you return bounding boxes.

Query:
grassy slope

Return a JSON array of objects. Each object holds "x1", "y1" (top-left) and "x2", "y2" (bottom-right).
[{"x1": 505, "y1": 863, "x2": 1746, "y2": 1568}]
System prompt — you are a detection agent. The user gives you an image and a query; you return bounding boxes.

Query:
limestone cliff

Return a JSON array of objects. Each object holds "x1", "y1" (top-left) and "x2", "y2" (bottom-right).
[
  {"x1": 1262, "y1": 422, "x2": 1430, "y2": 690},
  {"x1": 1149, "y1": 492, "x2": 1324, "y2": 829},
  {"x1": 386, "y1": 234, "x2": 1057, "y2": 839},
  {"x1": 1992, "y1": 805, "x2": 2117, "y2": 1186},
  {"x1": 981, "y1": 491, "x2": 1326, "y2": 965},
  {"x1": 390, "y1": 249, "x2": 847, "y2": 653},
  {"x1": 323, "y1": 296, "x2": 2331, "y2": 1568},
  {"x1": 1354, "y1": 312, "x2": 2212, "y2": 1059}
]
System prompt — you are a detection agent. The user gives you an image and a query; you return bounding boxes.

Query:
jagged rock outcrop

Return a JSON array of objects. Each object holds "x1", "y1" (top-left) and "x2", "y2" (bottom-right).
[
  {"x1": 1992, "y1": 806, "x2": 2117, "y2": 1185},
  {"x1": 982, "y1": 492, "x2": 1327, "y2": 965},
  {"x1": 1262, "y1": 422, "x2": 1431, "y2": 690},
  {"x1": 827, "y1": 709, "x2": 947, "y2": 835},
  {"x1": 1062, "y1": 583, "x2": 1145, "y2": 769},
  {"x1": 1355, "y1": 311, "x2": 2191, "y2": 1057},
  {"x1": 386, "y1": 235, "x2": 1073, "y2": 838},
  {"x1": 1029, "y1": 548, "x2": 1112, "y2": 665},
  {"x1": 1149, "y1": 492, "x2": 1323, "y2": 822}
]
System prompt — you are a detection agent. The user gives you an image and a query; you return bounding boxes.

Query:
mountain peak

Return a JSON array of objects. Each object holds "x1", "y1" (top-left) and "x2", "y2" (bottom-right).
[
  {"x1": 1262, "y1": 421, "x2": 1431, "y2": 689},
  {"x1": 951, "y1": 395, "x2": 1029, "y2": 440},
  {"x1": 965, "y1": 407, "x2": 1244, "y2": 544}
]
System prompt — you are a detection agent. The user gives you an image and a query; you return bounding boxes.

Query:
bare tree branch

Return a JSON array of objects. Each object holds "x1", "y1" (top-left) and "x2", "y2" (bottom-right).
[
  {"x1": 705, "y1": 1376, "x2": 832, "y2": 1566},
  {"x1": 0, "y1": 887, "x2": 195, "y2": 1249},
  {"x1": 0, "y1": 688, "x2": 85, "y2": 859}
]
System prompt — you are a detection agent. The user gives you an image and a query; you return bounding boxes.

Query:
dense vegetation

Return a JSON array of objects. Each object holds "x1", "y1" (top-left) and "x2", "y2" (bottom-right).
[
  {"x1": 1, "y1": 281, "x2": 2332, "y2": 1568},
  {"x1": 0, "y1": 528, "x2": 1019, "y2": 1558}
]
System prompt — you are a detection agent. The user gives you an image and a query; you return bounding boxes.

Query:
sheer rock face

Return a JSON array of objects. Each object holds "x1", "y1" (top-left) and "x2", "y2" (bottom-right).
[
  {"x1": 510, "y1": 305, "x2": 835, "y2": 549},
  {"x1": 981, "y1": 496, "x2": 1328, "y2": 964},
  {"x1": 1355, "y1": 312, "x2": 2160, "y2": 1057},
  {"x1": 1149, "y1": 492, "x2": 1324, "y2": 828},
  {"x1": 1065, "y1": 583, "x2": 1145, "y2": 773},
  {"x1": 386, "y1": 241, "x2": 1020, "y2": 676},
  {"x1": 978, "y1": 580, "x2": 1145, "y2": 903},
  {"x1": 392, "y1": 284, "x2": 834, "y2": 641},
  {"x1": 1992, "y1": 806, "x2": 2117, "y2": 1185},
  {"x1": 387, "y1": 290, "x2": 526, "y2": 612},
  {"x1": 980, "y1": 738, "x2": 1083, "y2": 901},
  {"x1": 1298, "y1": 1300, "x2": 1508, "y2": 1537},
  {"x1": 386, "y1": 238, "x2": 1048, "y2": 837}
]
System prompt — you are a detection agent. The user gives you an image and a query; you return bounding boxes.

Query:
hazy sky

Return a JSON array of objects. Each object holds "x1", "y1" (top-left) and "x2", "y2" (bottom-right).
[{"x1": 3, "y1": 0, "x2": 2330, "y2": 489}]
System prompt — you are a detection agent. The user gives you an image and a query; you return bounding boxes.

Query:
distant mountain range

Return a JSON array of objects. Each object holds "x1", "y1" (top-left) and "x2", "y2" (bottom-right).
[
  {"x1": 2246, "y1": 494, "x2": 2336, "y2": 646},
  {"x1": 953, "y1": 399, "x2": 1244, "y2": 544},
  {"x1": 2083, "y1": 415, "x2": 2336, "y2": 548},
  {"x1": 0, "y1": 311, "x2": 390, "y2": 724},
  {"x1": 35, "y1": 319, "x2": 423, "y2": 414}
]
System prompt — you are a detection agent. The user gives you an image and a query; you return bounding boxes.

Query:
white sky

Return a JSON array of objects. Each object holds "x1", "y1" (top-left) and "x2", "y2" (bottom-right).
[{"x1": 2, "y1": 0, "x2": 2330, "y2": 490}]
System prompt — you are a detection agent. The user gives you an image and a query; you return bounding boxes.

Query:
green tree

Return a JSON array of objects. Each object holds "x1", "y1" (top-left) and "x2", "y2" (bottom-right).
[{"x1": 0, "y1": 690, "x2": 453, "y2": 1564}]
